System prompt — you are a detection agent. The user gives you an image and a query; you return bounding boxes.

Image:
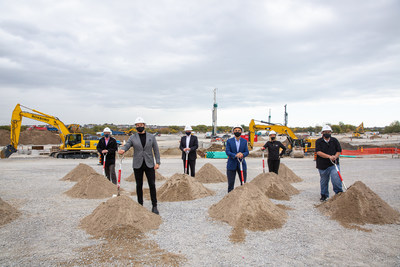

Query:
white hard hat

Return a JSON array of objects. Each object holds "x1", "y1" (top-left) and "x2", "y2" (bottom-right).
[
  {"x1": 269, "y1": 130, "x2": 277, "y2": 136},
  {"x1": 134, "y1": 117, "x2": 145, "y2": 124},
  {"x1": 103, "y1": 127, "x2": 111, "y2": 133},
  {"x1": 184, "y1": 125, "x2": 193, "y2": 131},
  {"x1": 232, "y1": 125, "x2": 243, "y2": 132},
  {"x1": 322, "y1": 125, "x2": 332, "y2": 132}
]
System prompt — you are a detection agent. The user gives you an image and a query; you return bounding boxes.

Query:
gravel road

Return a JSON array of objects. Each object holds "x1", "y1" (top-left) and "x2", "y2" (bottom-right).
[{"x1": 0, "y1": 156, "x2": 399, "y2": 266}]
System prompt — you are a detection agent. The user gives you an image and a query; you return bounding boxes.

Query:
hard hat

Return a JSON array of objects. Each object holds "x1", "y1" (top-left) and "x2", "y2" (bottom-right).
[
  {"x1": 269, "y1": 130, "x2": 277, "y2": 136},
  {"x1": 134, "y1": 117, "x2": 145, "y2": 124},
  {"x1": 232, "y1": 125, "x2": 243, "y2": 132},
  {"x1": 103, "y1": 127, "x2": 111, "y2": 133},
  {"x1": 322, "y1": 125, "x2": 332, "y2": 132},
  {"x1": 184, "y1": 125, "x2": 193, "y2": 131}
]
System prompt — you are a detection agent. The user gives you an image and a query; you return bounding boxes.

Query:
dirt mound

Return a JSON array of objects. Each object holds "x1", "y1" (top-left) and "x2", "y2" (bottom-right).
[
  {"x1": 278, "y1": 163, "x2": 303, "y2": 183},
  {"x1": 80, "y1": 195, "x2": 162, "y2": 237},
  {"x1": 317, "y1": 181, "x2": 400, "y2": 231},
  {"x1": 19, "y1": 129, "x2": 61, "y2": 145},
  {"x1": 205, "y1": 143, "x2": 224, "y2": 151},
  {"x1": 196, "y1": 163, "x2": 227, "y2": 183},
  {"x1": 60, "y1": 163, "x2": 98, "y2": 182},
  {"x1": 0, "y1": 129, "x2": 10, "y2": 146},
  {"x1": 158, "y1": 173, "x2": 215, "y2": 202},
  {"x1": 250, "y1": 172, "x2": 299, "y2": 200},
  {"x1": 209, "y1": 183, "x2": 287, "y2": 243},
  {"x1": 161, "y1": 148, "x2": 181, "y2": 156},
  {"x1": 125, "y1": 170, "x2": 166, "y2": 182},
  {"x1": 0, "y1": 197, "x2": 21, "y2": 226},
  {"x1": 64, "y1": 173, "x2": 120, "y2": 199}
]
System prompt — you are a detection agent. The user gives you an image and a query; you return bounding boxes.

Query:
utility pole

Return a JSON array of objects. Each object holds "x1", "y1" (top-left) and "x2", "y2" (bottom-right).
[
  {"x1": 284, "y1": 104, "x2": 288, "y2": 126},
  {"x1": 268, "y1": 108, "x2": 271, "y2": 123},
  {"x1": 212, "y1": 88, "x2": 218, "y2": 136}
]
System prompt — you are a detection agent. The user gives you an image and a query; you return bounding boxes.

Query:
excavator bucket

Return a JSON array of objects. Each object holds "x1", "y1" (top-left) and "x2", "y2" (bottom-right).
[{"x1": 1, "y1": 145, "x2": 17, "y2": 158}]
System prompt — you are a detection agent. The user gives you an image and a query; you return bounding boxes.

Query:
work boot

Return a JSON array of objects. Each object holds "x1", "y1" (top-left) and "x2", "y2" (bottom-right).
[
  {"x1": 151, "y1": 206, "x2": 159, "y2": 215},
  {"x1": 320, "y1": 195, "x2": 328, "y2": 202}
]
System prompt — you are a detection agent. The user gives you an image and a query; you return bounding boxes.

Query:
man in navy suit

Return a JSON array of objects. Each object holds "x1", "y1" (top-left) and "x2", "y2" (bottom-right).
[
  {"x1": 179, "y1": 125, "x2": 198, "y2": 177},
  {"x1": 225, "y1": 125, "x2": 249, "y2": 192}
]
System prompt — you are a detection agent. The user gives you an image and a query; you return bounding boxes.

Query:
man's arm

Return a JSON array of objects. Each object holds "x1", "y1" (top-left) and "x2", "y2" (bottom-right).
[
  {"x1": 96, "y1": 139, "x2": 103, "y2": 154},
  {"x1": 191, "y1": 136, "x2": 198, "y2": 151},
  {"x1": 152, "y1": 136, "x2": 161, "y2": 165},
  {"x1": 242, "y1": 140, "x2": 249, "y2": 157},
  {"x1": 225, "y1": 140, "x2": 236, "y2": 158}
]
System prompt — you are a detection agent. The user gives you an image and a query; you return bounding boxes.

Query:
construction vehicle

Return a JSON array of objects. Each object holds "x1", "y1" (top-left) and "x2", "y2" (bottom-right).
[
  {"x1": 248, "y1": 119, "x2": 316, "y2": 157},
  {"x1": 1, "y1": 104, "x2": 99, "y2": 159},
  {"x1": 352, "y1": 122, "x2": 365, "y2": 138}
]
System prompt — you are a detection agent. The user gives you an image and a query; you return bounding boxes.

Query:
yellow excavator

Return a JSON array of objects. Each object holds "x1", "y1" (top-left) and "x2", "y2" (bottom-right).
[
  {"x1": 248, "y1": 119, "x2": 316, "y2": 157},
  {"x1": 352, "y1": 122, "x2": 365, "y2": 138},
  {"x1": 1, "y1": 104, "x2": 99, "y2": 159}
]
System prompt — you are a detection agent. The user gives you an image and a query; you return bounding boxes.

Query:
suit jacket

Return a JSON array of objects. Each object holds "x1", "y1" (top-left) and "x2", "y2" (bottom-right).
[
  {"x1": 122, "y1": 132, "x2": 160, "y2": 169},
  {"x1": 179, "y1": 135, "x2": 198, "y2": 160},
  {"x1": 225, "y1": 137, "x2": 249, "y2": 171},
  {"x1": 96, "y1": 137, "x2": 118, "y2": 165}
]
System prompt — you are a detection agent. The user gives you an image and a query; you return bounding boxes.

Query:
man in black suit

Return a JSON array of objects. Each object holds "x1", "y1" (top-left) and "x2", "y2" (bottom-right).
[
  {"x1": 179, "y1": 125, "x2": 198, "y2": 177},
  {"x1": 96, "y1": 127, "x2": 118, "y2": 184}
]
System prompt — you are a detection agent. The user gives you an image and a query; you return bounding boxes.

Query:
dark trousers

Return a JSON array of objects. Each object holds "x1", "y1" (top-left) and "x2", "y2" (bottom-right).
[
  {"x1": 183, "y1": 159, "x2": 196, "y2": 177},
  {"x1": 105, "y1": 164, "x2": 117, "y2": 184},
  {"x1": 133, "y1": 161, "x2": 157, "y2": 207},
  {"x1": 227, "y1": 167, "x2": 247, "y2": 193},
  {"x1": 268, "y1": 159, "x2": 280, "y2": 174}
]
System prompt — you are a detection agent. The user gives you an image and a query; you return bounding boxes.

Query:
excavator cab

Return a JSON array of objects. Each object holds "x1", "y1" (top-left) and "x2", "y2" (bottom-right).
[{"x1": 65, "y1": 134, "x2": 82, "y2": 148}]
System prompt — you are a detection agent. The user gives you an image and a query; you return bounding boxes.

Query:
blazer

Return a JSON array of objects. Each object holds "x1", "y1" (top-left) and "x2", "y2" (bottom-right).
[
  {"x1": 122, "y1": 132, "x2": 161, "y2": 169},
  {"x1": 179, "y1": 135, "x2": 199, "y2": 160},
  {"x1": 96, "y1": 136, "x2": 118, "y2": 165},
  {"x1": 225, "y1": 137, "x2": 249, "y2": 171}
]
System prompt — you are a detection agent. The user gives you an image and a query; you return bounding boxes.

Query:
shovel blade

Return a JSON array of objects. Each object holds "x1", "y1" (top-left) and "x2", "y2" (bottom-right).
[{"x1": 1, "y1": 145, "x2": 17, "y2": 158}]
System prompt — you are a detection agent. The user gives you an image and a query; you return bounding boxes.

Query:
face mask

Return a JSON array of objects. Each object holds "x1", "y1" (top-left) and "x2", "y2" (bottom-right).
[
  {"x1": 270, "y1": 137, "x2": 276, "y2": 141},
  {"x1": 136, "y1": 127, "x2": 145, "y2": 133},
  {"x1": 323, "y1": 133, "x2": 331, "y2": 139},
  {"x1": 234, "y1": 132, "x2": 241, "y2": 137},
  {"x1": 185, "y1": 132, "x2": 191, "y2": 136},
  {"x1": 104, "y1": 134, "x2": 110, "y2": 138}
]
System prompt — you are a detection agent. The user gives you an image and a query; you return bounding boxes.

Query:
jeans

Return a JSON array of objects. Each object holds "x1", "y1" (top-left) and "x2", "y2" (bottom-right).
[
  {"x1": 227, "y1": 167, "x2": 247, "y2": 193},
  {"x1": 318, "y1": 165, "x2": 343, "y2": 197}
]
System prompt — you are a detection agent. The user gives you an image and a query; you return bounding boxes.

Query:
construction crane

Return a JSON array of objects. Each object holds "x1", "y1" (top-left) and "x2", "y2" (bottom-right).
[
  {"x1": 352, "y1": 122, "x2": 365, "y2": 138},
  {"x1": 1, "y1": 104, "x2": 99, "y2": 159}
]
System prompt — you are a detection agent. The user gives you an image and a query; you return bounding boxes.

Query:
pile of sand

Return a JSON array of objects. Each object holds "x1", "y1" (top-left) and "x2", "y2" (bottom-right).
[
  {"x1": 161, "y1": 148, "x2": 181, "y2": 156},
  {"x1": 205, "y1": 143, "x2": 224, "y2": 151},
  {"x1": 209, "y1": 183, "x2": 287, "y2": 243},
  {"x1": 125, "y1": 170, "x2": 166, "y2": 182},
  {"x1": 0, "y1": 129, "x2": 10, "y2": 146},
  {"x1": 250, "y1": 172, "x2": 299, "y2": 200},
  {"x1": 158, "y1": 173, "x2": 215, "y2": 202},
  {"x1": 60, "y1": 163, "x2": 98, "y2": 182},
  {"x1": 195, "y1": 163, "x2": 227, "y2": 183},
  {"x1": 80, "y1": 195, "x2": 162, "y2": 237},
  {"x1": 278, "y1": 163, "x2": 303, "y2": 183},
  {"x1": 0, "y1": 197, "x2": 21, "y2": 226},
  {"x1": 317, "y1": 181, "x2": 400, "y2": 231},
  {"x1": 64, "y1": 173, "x2": 120, "y2": 199},
  {"x1": 19, "y1": 129, "x2": 61, "y2": 145}
]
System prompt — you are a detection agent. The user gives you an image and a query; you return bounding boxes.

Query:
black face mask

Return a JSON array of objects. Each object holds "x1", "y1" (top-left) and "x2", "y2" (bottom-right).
[
  {"x1": 323, "y1": 133, "x2": 331, "y2": 139},
  {"x1": 234, "y1": 132, "x2": 241, "y2": 137},
  {"x1": 104, "y1": 134, "x2": 110, "y2": 138},
  {"x1": 136, "y1": 127, "x2": 145, "y2": 133},
  {"x1": 270, "y1": 137, "x2": 276, "y2": 141},
  {"x1": 185, "y1": 132, "x2": 191, "y2": 136}
]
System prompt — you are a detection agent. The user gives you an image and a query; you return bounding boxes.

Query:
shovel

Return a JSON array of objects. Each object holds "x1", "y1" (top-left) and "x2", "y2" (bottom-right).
[
  {"x1": 330, "y1": 159, "x2": 347, "y2": 191},
  {"x1": 102, "y1": 153, "x2": 107, "y2": 177},
  {"x1": 237, "y1": 158, "x2": 245, "y2": 185},
  {"x1": 262, "y1": 150, "x2": 265, "y2": 174},
  {"x1": 117, "y1": 154, "x2": 124, "y2": 196},
  {"x1": 184, "y1": 150, "x2": 189, "y2": 174}
]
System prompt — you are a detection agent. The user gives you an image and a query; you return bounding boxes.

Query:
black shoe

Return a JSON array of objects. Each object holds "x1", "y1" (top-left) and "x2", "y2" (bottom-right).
[
  {"x1": 152, "y1": 206, "x2": 159, "y2": 215},
  {"x1": 320, "y1": 195, "x2": 328, "y2": 202}
]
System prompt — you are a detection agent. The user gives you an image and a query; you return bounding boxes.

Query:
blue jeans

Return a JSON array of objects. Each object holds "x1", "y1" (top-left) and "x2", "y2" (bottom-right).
[{"x1": 318, "y1": 165, "x2": 343, "y2": 197}]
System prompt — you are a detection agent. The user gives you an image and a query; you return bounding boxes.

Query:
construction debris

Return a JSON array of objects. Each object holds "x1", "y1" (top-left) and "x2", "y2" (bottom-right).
[
  {"x1": 196, "y1": 163, "x2": 227, "y2": 183},
  {"x1": 250, "y1": 172, "x2": 299, "y2": 200}
]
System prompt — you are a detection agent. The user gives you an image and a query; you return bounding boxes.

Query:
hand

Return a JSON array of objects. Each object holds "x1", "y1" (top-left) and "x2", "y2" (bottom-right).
[
  {"x1": 236, "y1": 152, "x2": 243, "y2": 159},
  {"x1": 118, "y1": 149, "x2": 125, "y2": 155},
  {"x1": 154, "y1": 164, "x2": 160, "y2": 170},
  {"x1": 102, "y1": 149, "x2": 108, "y2": 154},
  {"x1": 261, "y1": 147, "x2": 265, "y2": 150},
  {"x1": 329, "y1": 155, "x2": 336, "y2": 161},
  {"x1": 184, "y1": 148, "x2": 190, "y2": 152}
]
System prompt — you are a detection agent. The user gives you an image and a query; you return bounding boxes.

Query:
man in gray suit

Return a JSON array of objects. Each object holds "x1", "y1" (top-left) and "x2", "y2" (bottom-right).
[{"x1": 118, "y1": 117, "x2": 161, "y2": 215}]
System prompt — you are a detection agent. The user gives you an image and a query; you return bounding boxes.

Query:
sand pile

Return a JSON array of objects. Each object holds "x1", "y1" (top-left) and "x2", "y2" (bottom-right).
[
  {"x1": 125, "y1": 170, "x2": 166, "y2": 182},
  {"x1": 64, "y1": 173, "x2": 120, "y2": 199},
  {"x1": 161, "y1": 148, "x2": 181, "y2": 156},
  {"x1": 60, "y1": 163, "x2": 98, "y2": 182},
  {"x1": 278, "y1": 163, "x2": 303, "y2": 183},
  {"x1": 0, "y1": 129, "x2": 10, "y2": 146},
  {"x1": 0, "y1": 197, "x2": 21, "y2": 226},
  {"x1": 205, "y1": 143, "x2": 224, "y2": 151},
  {"x1": 250, "y1": 172, "x2": 299, "y2": 200},
  {"x1": 209, "y1": 183, "x2": 287, "y2": 243},
  {"x1": 196, "y1": 163, "x2": 227, "y2": 183},
  {"x1": 19, "y1": 129, "x2": 61, "y2": 145},
  {"x1": 80, "y1": 195, "x2": 162, "y2": 237},
  {"x1": 317, "y1": 181, "x2": 400, "y2": 231},
  {"x1": 158, "y1": 173, "x2": 215, "y2": 202}
]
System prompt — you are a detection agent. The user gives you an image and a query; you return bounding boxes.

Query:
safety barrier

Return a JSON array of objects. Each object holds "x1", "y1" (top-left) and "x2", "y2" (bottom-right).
[{"x1": 341, "y1": 147, "x2": 398, "y2": 155}]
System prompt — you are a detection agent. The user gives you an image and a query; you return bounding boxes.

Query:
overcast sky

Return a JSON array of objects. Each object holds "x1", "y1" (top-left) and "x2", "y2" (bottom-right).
[{"x1": 0, "y1": 0, "x2": 399, "y2": 128}]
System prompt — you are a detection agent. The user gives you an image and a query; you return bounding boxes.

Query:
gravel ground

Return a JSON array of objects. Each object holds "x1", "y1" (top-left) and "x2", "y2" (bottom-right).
[{"x1": 0, "y1": 156, "x2": 399, "y2": 266}]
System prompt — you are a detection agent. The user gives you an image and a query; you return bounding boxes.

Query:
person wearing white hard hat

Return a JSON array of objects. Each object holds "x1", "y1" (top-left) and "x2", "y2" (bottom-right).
[
  {"x1": 225, "y1": 125, "x2": 249, "y2": 192},
  {"x1": 118, "y1": 117, "x2": 161, "y2": 215},
  {"x1": 261, "y1": 130, "x2": 286, "y2": 174},
  {"x1": 96, "y1": 127, "x2": 118, "y2": 184},
  {"x1": 179, "y1": 125, "x2": 198, "y2": 177},
  {"x1": 315, "y1": 124, "x2": 343, "y2": 202}
]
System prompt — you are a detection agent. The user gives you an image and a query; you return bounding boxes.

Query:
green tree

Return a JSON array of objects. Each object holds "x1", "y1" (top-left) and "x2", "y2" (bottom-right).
[{"x1": 384, "y1": 120, "x2": 400, "y2": 133}]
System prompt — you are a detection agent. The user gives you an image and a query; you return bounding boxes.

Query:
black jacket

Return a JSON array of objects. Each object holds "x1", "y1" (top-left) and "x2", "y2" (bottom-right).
[
  {"x1": 179, "y1": 135, "x2": 198, "y2": 160},
  {"x1": 315, "y1": 137, "x2": 342, "y2": 170},
  {"x1": 96, "y1": 137, "x2": 118, "y2": 165},
  {"x1": 263, "y1": 141, "x2": 286, "y2": 160}
]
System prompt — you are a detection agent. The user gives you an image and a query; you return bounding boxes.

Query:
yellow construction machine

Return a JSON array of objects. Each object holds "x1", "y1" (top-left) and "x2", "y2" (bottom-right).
[
  {"x1": 352, "y1": 122, "x2": 365, "y2": 138},
  {"x1": 248, "y1": 119, "x2": 316, "y2": 157},
  {"x1": 1, "y1": 104, "x2": 99, "y2": 159}
]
